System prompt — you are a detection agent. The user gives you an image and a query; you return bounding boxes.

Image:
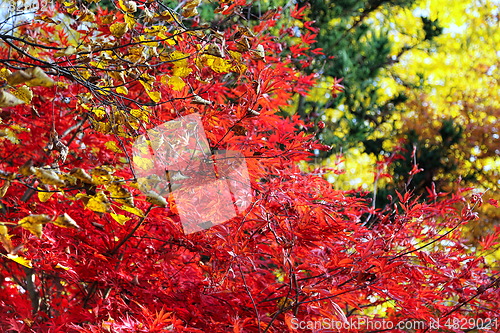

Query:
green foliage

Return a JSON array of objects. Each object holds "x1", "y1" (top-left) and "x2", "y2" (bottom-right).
[{"x1": 294, "y1": 0, "x2": 426, "y2": 153}]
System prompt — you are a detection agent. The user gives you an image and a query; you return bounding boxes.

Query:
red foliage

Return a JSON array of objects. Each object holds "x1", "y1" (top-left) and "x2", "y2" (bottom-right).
[{"x1": 0, "y1": 1, "x2": 499, "y2": 332}]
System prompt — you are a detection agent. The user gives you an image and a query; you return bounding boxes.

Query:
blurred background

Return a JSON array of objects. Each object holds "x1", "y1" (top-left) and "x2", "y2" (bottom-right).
[{"x1": 233, "y1": 0, "x2": 500, "y2": 249}]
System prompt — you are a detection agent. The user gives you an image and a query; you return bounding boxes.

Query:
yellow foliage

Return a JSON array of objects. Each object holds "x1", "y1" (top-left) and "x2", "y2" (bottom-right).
[
  {"x1": 167, "y1": 76, "x2": 185, "y2": 91},
  {"x1": 12, "y1": 86, "x2": 33, "y2": 104},
  {"x1": 116, "y1": 86, "x2": 128, "y2": 95},
  {"x1": 111, "y1": 213, "x2": 130, "y2": 225},
  {"x1": 6, "y1": 254, "x2": 32, "y2": 268},
  {"x1": 35, "y1": 168, "x2": 65, "y2": 187},
  {"x1": 133, "y1": 156, "x2": 154, "y2": 171},
  {"x1": 0, "y1": 89, "x2": 25, "y2": 108},
  {"x1": 38, "y1": 189, "x2": 54, "y2": 202},
  {"x1": 146, "y1": 90, "x2": 161, "y2": 103},
  {"x1": 120, "y1": 205, "x2": 144, "y2": 217},
  {"x1": 53, "y1": 213, "x2": 80, "y2": 229},
  {"x1": 87, "y1": 192, "x2": 111, "y2": 213},
  {"x1": 110, "y1": 22, "x2": 129, "y2": 38},
  {"x1": 19, "y1": 214, "x2": 52, "y2": 238},
  {"x1": 130, "y1": 109, "x2": 150, "y2": 123}
]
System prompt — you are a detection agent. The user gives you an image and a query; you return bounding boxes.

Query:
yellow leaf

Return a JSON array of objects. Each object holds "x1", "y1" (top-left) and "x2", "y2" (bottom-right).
[
  {"x1": 172, "y1": 65, "x2": 192, "y2": 78},
  {"x1": 19, "y1": 160, "x2": 36, "y2": 176},
  {"x1": 55, "y1": 263, "x2": 70, "y2": 270},
  {"x1": 228, "y1": 50, "x2": 242, "y2": 62},
  {"x1": 130, "y1": 109, "x2": 150, "y2": 123},
  {"x1": 182, "y1": 7, "x2": 198, "y2": 17},
  {"x1": 35, "y1": 168, "x2": 66, "y2": 187},
  {"x1": 108, "y1": 183, "x2": 134, "y2": 207},
  {"x1": 110, "y1": 22, "x2": 129, "y2": 38},
  {"x1": 137, "y1": 35, "x2": 158, "y2": 47},
  {"x1": 60, "y1": 174, "x2": 78, "y2": 186},
  {"x1": 12, "y1": 86, "x2": 33, "y2": 104},
  {"x1": 53, "y1": 213, "x2": 80, "y2": 229},
  {"x1": 101, "y1": 14, "x2": 115, "y2": 24},
  {"x1": 38, "y1": 189, "x2": 54, "y2": 202},
  {"x1": 64, "y1": 1, "x2": 78, "y2": 14},
  {"x1": 120, "y1": 205, "x2": 144, "y2": 217},
  {"x1": 163, "y1": 36, "x2": 176, "y2": 46},
  {"x1": 105, "y1": 141, "x2": 123, "y2": 153},
  {"x1": 144, "y1": 26, "x2": 162, "y2": 35},
  {"x1": 116, "y1": 86, "x2": 128, "y2": 95},
  {"x1": 124, "y1": 13, "x2": 136, "y2": 29},
  {"x1": 161, "y1": 75, "x2": 169, "y2": 86},
  {"x1": 146, "y1": 90, "x2": 161, "y2": 103},
  {"x1": 170, "y1": 51, "x2": 190, "y2": 66},
  {"x1": 133, "y1": 156, "x2": 154, "y2": 171},
  {"x1": 19, "y1": 214, "x2": 51, "y2": 238},
  {"x1": 6, "y1": 254, "x2": 32, "y2": 268},
  {"x1": 168, "y1": 76, "x2": 185, "y2": 91},
  {"x1": 204, "y1": 55, "x2": 232, "y2": 73},
  {"x1": 6, "y1": 67, "x2": 55, "y2": 87},
  {"x1": 87, "y1": 192, "x2": 111, "y2": 213},
  {"x1": 118, "y1": 0, "x2": 137, "y2": 13},
  {"x1": 70, "y1": 167, "x2": 94, "y2": 184},
  {"x1": 139, "y1": 73, "x2": 154, "y2": 91},
  {"x1": 0, "y1": 223, "x2": 13, "y2": 253},
  {"x1": 0, "y1": 180, "x2": 10, "y2": 197},
  {"x1": 54, "y1": 45, "x2": 77, "y2": 57},
  {"x1": 145, "y1": 191, "x2": 168, "y2": 207},
  {"x1": 183, "y1": 0, "x2": 201, "y2": 10},
  {"x1": 0, "y1": 68, "x2": 12, "y2": 80},
  {"x1": 111, "y1": 213, "x2": 130, "y2": 225},
  {"x1": 0, "y1": 89, "x2": 25, "y2": 108}
]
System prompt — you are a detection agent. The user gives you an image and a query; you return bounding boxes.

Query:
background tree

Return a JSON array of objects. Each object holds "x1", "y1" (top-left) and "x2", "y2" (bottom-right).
[{"x1": 280, "y1": 0, "x2": 500, "y2": 245}]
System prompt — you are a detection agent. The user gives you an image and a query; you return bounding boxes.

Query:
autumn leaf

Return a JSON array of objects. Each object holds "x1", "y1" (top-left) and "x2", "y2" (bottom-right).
[
  {"x1": 54, "y1": 46, "x2": 77, "y2": 57},
  {"x1": 146, "y1": 90, "x2": 161, "y2": 103},
  {"x1": 38, "y1": 187, "x2": 54, "y2": 202},
  {"x1": 105, "y1": 141, "x2": 124, "y2": 153},
  {"x1": 5, "y1": 254, "x2": 32, "y2": 268},
  {"x1": 19, "y1": 214, "x2": 52, "y2": 238},
  {"x1": 87, "y1": 192, "x2": 111, "y2": 213},
  {"x1": 12, "y1": 86, "x2": 33, "y2": 104},
  {"x1": 70, "y1": 167, "x2": 94, "y2": 184},
  {"x1": 252, "y1": 44, "x2": 266, "y2": 62},
  {"x1": 53, "y1": 213, "x2": 80, "y2": 229},
  {"x1": 192, "y1": 95, "x2": 211, "y2": 105},
  {"x1": 145, "y1": 191, "x2": 168, "y2": 207},
  {"x1": 0, "y1": 223, "x2": 13, "y2": 253},
  {"x1": 0, "y1": 89, "x2": 25, "y2": 108},
  {"x1": 118, "y1": 0, "x2": 137, "y2": 13},
  {"x1": 133, "y1": 156, "x2": 154, "y2": 171},
  {"x1": 35, "y1": 168, "x2": 66, "y2": 187},
  {"x1": 108, "y1": 183, "x2": 134, "y2": 207},
  {"x1": 111, "y1": 213, "x2": 130, "y2": 225},
  {"x1": 19, "y1": 160, "x2": 36, "y2": 176},
  {"x1": 116, "y1": 86, "x2": 128, "y2": 95},
  {"x1": 6, "y1": 67, "x2": 55, "y2": 87},
  {"x1": 110, "y1": 22, "x2": 129, "y2": 38},
  {"x1": 167, "y1": 76, "x2": 185, "y2": 91},
  {"x1": 120, "y1": 205, "x2": 144, "y2": 217},
  {"x1": 0, "y1": 180, "x2": 10, "y2": 197}
]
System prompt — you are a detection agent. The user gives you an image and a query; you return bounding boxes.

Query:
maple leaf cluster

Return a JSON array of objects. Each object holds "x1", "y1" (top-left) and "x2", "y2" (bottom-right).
[{"x1": 0, "y1": 0, "x2": 498, "y2": 332}]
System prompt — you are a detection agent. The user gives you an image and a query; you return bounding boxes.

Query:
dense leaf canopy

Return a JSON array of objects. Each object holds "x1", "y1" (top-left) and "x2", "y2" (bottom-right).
[{"x1": 0, "y1": 0, "x2": 499, "y2": 332}]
